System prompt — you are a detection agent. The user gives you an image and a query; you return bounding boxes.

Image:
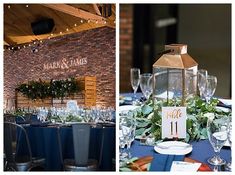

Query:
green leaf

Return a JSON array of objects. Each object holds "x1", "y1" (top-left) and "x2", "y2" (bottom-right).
[
  {"x1": 119, "y1": 167, "x2": 132, "y2": 172},
  {"x1": 142, "y1": 105, "x2": 153, "y2": 115},
  {"x1": 135, "y1": 128, "x2": 146, "y2": 136},
  {"x1": 200, "y1": 128, "x2": 208, "y2": 139}
]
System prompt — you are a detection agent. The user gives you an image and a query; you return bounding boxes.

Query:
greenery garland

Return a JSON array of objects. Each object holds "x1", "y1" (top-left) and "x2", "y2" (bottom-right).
[
  {"x1": 16, "y1": 78, "x2": 80, "y2": 100},
  {"x1": 132, "y1": 96, "x2": 231, "y2": 142}
]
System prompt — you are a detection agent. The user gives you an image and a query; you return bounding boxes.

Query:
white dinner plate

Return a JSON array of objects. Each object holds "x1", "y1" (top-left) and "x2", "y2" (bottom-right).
[
  {"x1": 154, "y1": 141, "x2": 193, "y2": 155},
  {"x1": 215, "y1": 106, "x2": 231, "y2": 113},
  {"x1": 119, "y1": 105, "x2": 140, "y2": 113},
  {"x1": 218, "y1": 98, "x2": 232, "y2": 106},
  {"x1": 224, "y1": 140, "x2": 231, "y2": 147}
]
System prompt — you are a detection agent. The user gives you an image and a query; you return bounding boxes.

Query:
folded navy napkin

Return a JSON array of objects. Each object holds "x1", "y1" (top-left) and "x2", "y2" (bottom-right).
[{"x1": 150, "y1": 154, "x2": 185, "y2": 171}]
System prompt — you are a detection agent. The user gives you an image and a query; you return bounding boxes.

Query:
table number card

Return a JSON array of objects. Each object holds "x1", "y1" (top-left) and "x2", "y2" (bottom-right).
[{"x1": 162, "y1": 107, "x2": 186, "y2": 139}]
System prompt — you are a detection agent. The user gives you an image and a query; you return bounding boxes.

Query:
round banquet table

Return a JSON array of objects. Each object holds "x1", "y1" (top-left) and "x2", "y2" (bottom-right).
[
  {"x1": 129, "y1": 140, "x2": 231, "y2": 171},
  {"x1": 120, "y1": 92, "x2": 231, "y2": 171},
  {"x1": 16, "y1": 124, "x2": 115, "y2": 171}
]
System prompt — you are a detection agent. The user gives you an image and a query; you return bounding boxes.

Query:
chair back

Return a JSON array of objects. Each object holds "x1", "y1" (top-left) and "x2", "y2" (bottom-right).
[
  {"x1": 4, "y1": 122, "x2": 32, "y2": 170},
  {"x1": 72, "y1": 124, "x2": 91, "y2": 166}
]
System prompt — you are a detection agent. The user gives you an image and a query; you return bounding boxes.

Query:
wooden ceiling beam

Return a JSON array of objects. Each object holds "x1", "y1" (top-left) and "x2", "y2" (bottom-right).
[
  {"x1": 4, "y1": 35, "x2": 17, "y2": 46},
  {"x1": 93, "y1": 4, "x2": 101, "y2": 16},
  {"x1": 43, "y1": 4, "x2": 106, "y2": 21}
]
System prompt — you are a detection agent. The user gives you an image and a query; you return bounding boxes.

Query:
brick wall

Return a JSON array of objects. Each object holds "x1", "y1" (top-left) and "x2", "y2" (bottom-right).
[
  {"x1": 120, "y1": 4, "x2": 133, "y2": 93},
  {"x1": 4, "y1": 27, "x2": 115, "y2": 108}
]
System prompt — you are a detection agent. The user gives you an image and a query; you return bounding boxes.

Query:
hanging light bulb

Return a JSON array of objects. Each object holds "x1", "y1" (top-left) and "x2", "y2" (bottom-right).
[
  {"x1": 60, "y1": 31, "x2": 63, "y2": 34},
  {"x1": 50, "y1": 33, "x2": 54, "y2": 36},
  {"x1": 40, "y1": 40, "x2": 43, "y2": 43},
  {"x1": 23, "y1": 45, "x2": 26, "y2": 48},
  {"x1": 26, "y1": 5, "x2": 29, "y2": 8},
  {"x1": 80, "y1": 19, "x2": 84, "y2": 23},
  {"x1": 18, "y1": 46, "x2": 20, "y2": 49},
  {"x1": 74, "y1": 23, "x2": 77, "y2": 27},
  {"x1": 33, "y1": 41, "x2": 36, "y2": 45},
  {"x1": 66, "y1": 28, "x2": 69, "y2": 31},
  {"x1": 88, "y1": 19, "x2": 90, "y2": 23},
  {"x1": 104, "y1": 20, "x2": 107, "y2": 24},
  {"x1": 29, "y1": 44, "x2": 31, "y2": 46},
  {"x1": 7, "y1": 5, "x2": 11, "y2": 9}
]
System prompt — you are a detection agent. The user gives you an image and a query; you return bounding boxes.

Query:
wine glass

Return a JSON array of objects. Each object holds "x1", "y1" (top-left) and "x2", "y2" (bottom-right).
[
  {"x1": 140, "y1": 73, "x2": 153, "y2": 100},
  {"x1": 197, "y1": 69, "x2": 208, "y2": 98},
  {"x1": 119, "y1": 112, "x2": 136, "y2": 162},
  {"x1": 225, "y1": 118, "x2": 232, "y2": 171},
  {"x1": 130, "y1": 68, "x2": 140, "y2": 103},
  {"x1": 203, "y1": 75, "x2": 217, "y2": 103},
  {"x1": 207, "y1": 115, "x2": 228, "y2": 166}
]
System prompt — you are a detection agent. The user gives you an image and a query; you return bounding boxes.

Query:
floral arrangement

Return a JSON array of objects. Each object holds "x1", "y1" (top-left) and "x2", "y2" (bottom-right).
[
  {"x1": 16, "y1": 78, "x2": 80, "y2": 100},
  {"x1": 133, "y1": 96, "x2": 231, "y2": 142}
]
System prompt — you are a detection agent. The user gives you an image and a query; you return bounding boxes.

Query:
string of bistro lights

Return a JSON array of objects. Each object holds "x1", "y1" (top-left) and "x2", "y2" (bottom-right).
[{"x1": 4, "y1": 4, "x2": 116, "y2": 52}]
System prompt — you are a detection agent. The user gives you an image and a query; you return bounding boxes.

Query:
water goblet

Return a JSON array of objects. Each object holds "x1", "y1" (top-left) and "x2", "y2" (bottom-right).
[
  {"x1": 225, "y1": 119, "x2": 232, "y2": 171},
  {"x1": 203, "y1": 75, "x2": 217, "y2": 103},
  {"x1": 207, "y1": 115, "x2": 228, "y2": 166},
  {"x1": 140, "y1": 73, "x2": 153, "y2": 100},
  {"x1": 119, "y1": 112, "x2": 136, "y2": 162},
  {"x1": 197, "y1": 69, "x2": 208, "y2": 98}
]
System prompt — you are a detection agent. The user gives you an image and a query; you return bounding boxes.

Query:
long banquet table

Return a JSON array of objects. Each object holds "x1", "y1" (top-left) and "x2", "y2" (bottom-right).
[
  {"x1": 17, "y1": 123, "x2": 115, "y2": 171},
  {"x1": 120, "y1": 93, "x2": 231, "y2": 171}
]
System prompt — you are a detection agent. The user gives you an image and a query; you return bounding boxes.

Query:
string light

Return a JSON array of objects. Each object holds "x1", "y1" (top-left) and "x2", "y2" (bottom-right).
[
  {"x1": 114, "y1": 20, "x2": 116, "y2": 24},
  {"x1": 26, "y1": 5, "x2": 29, "y2": 8},
  {"x1": 7, "y1": 5, "x2": 10, "y2": 9},
  {"x1": 5, "y1": 16, "x2": 107, "y2": 52}
]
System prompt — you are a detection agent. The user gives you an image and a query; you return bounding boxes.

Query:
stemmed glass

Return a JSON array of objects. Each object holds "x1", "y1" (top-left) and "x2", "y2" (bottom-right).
[
  {"x1": 130, "y1": 68, "x2": 140, "y2": 104},
  {"x1": 225, "y1": 118, "x2": 232, "y2": 171},
  {"x1": 119, "y1": 112, "x2": 136, "y2": 162},
  {"x1": 197, "y1": 69, "x2": 208, "y2": 98},
  {"x1": 207, "y1": 115, "x2": 228, "y2": 166},
  {"x1": 140, "y1": 73, "x2": 153, "y2": 100},
  {"x1": 203, "y1": 75, "x2": 217, "y2": 103}
]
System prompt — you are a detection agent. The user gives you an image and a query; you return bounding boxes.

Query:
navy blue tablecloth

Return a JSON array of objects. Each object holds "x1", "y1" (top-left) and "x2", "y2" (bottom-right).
[
  {"x1": 17, "y1": 125, "x2": 115, "y2": 171},
  {"x1": 130, "y1": 140, "x2": 231, "y2": 171}
]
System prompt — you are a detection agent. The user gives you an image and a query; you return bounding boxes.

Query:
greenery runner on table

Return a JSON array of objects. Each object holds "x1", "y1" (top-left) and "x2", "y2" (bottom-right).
[{"x1": 132, "y1": 96, "x2": 231, "y2": 142}]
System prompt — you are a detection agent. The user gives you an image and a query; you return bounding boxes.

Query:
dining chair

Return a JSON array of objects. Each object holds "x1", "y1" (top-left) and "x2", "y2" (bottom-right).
[
  {"x1": 97, "y1": 123, "x2": 116, "y2": 171},
  {"x1": 4, "y1": 122, "x2": 45, "y2": 171},
  {"x1": 57, "y1": 124, "x2": 98, "y2": 171}
]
